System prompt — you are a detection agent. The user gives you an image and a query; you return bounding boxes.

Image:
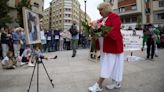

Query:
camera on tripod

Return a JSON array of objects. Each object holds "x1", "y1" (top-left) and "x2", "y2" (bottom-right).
[{"x1": 27, "y1": 50, "x2": 54, "y2": 92}]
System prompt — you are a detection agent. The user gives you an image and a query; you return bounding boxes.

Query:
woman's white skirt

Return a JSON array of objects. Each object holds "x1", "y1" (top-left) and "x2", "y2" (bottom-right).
[{"x1": 100, "y1": 52, "x2": 124, "y2": 82}]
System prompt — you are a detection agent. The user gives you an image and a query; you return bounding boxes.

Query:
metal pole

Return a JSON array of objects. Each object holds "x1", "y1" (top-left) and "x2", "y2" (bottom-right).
[{"x1": 84, "y1": 0, "x2": 86, "y2": 21}]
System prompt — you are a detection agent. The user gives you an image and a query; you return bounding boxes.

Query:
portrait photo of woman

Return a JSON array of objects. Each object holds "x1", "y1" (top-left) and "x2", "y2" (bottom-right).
[{"x1": 23, "y1": 7, "x2": 41, "y2": 44}]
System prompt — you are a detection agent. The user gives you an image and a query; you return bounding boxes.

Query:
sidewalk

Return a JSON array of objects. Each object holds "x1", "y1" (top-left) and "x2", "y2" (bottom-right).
[{"x1": 0, "y1": 49, "x2": 164, "y2": 92}]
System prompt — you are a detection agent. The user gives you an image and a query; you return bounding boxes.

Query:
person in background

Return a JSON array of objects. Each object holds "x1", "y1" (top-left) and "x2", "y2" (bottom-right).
[
  {"x1": 142, "y1": 24, "x2": 156, "y2": 60},
  {"x1": 132, "y1": 28, "x2": 136, "y2": 36},
  {"x1": 20, "y1": 28, "x2": 26, "y2": 55},
  {"x1": 46, "y1": 30, "x2": 52, "y2": 52},
  {"x1": 40, "y1": 28, "x2": 46, "y2": 52},
  {"x1": 33, "y1": 44, "x2": 58, "y2": 61},
  {"x1": 89, "y1": 2, "x2": 124, "y2": 92},
  {"x1": 21, "y1": 45, "x2": 34, "y2": 66},
  {"x1": 8, "y1": 27, "x2": 14, "y2": 52},
  {"x1": 160, "y1": 26, "x2": 164, "y2": 48},
  {"x1": 12, "y1": 27, "x2": 21, "y2": 58},
  {"x1": 153, "y1": 26, "x2": 160, "y2": 57},
  {"x1": 69, "y1": 22, "x2": 79, "y2": 57},
  {"x1": 90, "y1": 36, "x2": 97, "y2": 59},
  {"x1": 54, "y1": 29, "x2": 60, "y2": 51},
  {"x1": 1, "y1": 26, "x2": 10, "y2": 58},
  {"x1": 51, "y1": 30, "x2": 56, "y2": 52},
  {"x1": 0, "y1": 28, "x2": 2, "y2": 60},
  {"x1": 1, "y1": 51, "x2": 16, "y2": 69},
  {"x1": 44, "y1": 30, "x2": 48, "y2": 52},
  {"x1": 62, "y1": 30, "x2": 71, "y2": 50},
  {"x1": 59, "y1": 30, "x2": 64, "y2": 51}
]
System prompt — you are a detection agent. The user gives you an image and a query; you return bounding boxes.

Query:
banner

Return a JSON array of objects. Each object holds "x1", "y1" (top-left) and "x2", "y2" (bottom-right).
[{"x1": 121, "y1": 30, "x2": 143, "y2": 51}]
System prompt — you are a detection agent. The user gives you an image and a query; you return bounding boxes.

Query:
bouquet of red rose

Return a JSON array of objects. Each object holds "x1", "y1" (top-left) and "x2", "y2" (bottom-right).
[{"x1": 82, "y1": 20, "x2": 111, "y2": 37}]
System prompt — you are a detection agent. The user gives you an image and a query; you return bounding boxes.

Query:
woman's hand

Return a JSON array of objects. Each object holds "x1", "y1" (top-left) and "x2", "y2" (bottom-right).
[{"x1": 92, "y1": 34, "x2": 98, "y2": 40}]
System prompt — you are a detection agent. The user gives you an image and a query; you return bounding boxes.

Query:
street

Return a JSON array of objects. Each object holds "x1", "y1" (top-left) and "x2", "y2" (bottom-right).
[{"x1": 0, "y1": 49, "x2": 164, "y2": 92}]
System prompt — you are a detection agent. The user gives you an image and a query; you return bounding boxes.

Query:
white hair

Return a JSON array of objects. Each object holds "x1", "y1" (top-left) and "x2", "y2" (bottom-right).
[{"x1": 97, "y1": 2, "x2": 112, "y2": 13}]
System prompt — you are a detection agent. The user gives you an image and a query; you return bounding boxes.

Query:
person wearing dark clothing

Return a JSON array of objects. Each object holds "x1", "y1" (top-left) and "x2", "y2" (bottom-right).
[
  {"x1": 159, "y1": 26, "x2": 164, "y2": 48},
  {"x1": 0, "y1": 29, "x2": 2, "y2": 59},
  {"x1": 69, "y1": 22, "x2": 79, "y2": 57},
  {"x1": 20, "y1": 30, "x2": 26, "y2": 55},
  {"x1": 142, "y1": 24, "x2": 156, "y2": 60},
  {"x1": 46, "y1": 31, "x2": 53, "y2": 52},
  {"x1": 54, "y1": 30, "x2": 60, "y2": 51},
  {"x1": 1, "y1": 27, "x2": 10, "y2": 58},
  {"x1": 51, "y1": 31, "x2": 55, "y2": 52},
  {"x1": 0, "y1": 42, "x2": 2, "y2": 59}
]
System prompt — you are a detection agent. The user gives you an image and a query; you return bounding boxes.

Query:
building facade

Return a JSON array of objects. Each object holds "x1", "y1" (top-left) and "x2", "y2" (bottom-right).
[
  {"x1": 7, "y1": 0, "x2": 44, "y2": 27},
  {"x1": 42, "y1": 8, "x2": 50, "y2": 30},
  {"x1": 43, "y1": 0, "x2": 91, "y2": 31},
  {"x1": 79, "y1": 10, "x2": 91, "y2": 31},
  {"x1": 152, "y1": 0, "x2": 164, "y2": 24},
  {"x1": 104, "y1": 0, "x2": 164, "y2": 28}
]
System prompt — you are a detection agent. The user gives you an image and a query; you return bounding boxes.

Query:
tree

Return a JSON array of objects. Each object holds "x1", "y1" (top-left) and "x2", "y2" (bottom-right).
[
  {"x1": 16, "y1": 0, "x2": 31, "y2": 27},
  {"x1": 0, "y1": 0, "x2": 12, "y2": 28}
]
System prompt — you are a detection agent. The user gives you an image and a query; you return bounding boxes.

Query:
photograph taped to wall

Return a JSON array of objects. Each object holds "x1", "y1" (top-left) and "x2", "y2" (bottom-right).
[{"x1": 23, "y1": 7, "x2": 41, "y2": 44}]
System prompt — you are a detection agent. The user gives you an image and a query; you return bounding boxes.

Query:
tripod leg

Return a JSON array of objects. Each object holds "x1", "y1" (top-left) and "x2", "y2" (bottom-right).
[
  {"x1": 37, "y1": 60, "x2": 39, "y2": 92},
  {"x1": 41, "y1": 60, "x2": 54, "y2": 88},
  {"x1": 27, "y1": 61, "x2": 37, "y2": 92}
]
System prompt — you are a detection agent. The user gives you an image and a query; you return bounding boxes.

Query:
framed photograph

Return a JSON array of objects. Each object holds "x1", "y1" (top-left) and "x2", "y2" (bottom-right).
[{"x1": 23, "y1": 7, "x2": 41, "y2": 45}]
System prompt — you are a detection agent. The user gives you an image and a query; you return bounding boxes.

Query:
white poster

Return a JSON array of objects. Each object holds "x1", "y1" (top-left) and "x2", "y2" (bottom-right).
[{"x1": 121, "y1": 30, "x2": 143, "y2": 51}]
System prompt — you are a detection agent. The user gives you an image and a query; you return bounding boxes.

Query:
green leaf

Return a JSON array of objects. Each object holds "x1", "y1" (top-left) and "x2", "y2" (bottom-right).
[
  {"x1": 0, "y1": 0, "x2": 12, "y2": 28},
  {"x1": 81, "y1": 21, "x2": 112, "y2": 37}
]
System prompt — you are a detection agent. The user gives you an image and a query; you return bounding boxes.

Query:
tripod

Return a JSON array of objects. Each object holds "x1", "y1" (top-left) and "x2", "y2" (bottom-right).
[{"x1": 27, "y1": 57, "x2": 54, "y2": 92}]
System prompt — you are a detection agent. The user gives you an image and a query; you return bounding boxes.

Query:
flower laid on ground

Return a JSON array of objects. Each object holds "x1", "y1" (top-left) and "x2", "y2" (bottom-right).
[{"x1": 82, "y1": 20, "x2": 112, "y2": 37}]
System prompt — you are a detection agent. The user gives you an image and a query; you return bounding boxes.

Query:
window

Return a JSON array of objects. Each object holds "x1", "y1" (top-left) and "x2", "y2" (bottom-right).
[
  {"x1": 33, "y1": 2, "x2": 39, "y2": 8},
  {"x1": 131, "y1": 17, "x2": 137, "y2": 22},
  {"x1": 119, "y1": 7, "x2": 125, "y2": 13},
  {"x1": 159, "y1": 1, "x2": 164, "y2": 7},
  {"x1": 68, "y1": 20, "x2": 71, "y2": 23},
  {"x1": 145, "y1": 8, "x2": 151, "y2": 14},
  {"x1": 65, "y1": 20, "x2": 71, "y2": 23},
  {"x1": 144, "y1": 0, "x2": 150, "y2": 3},
  {"x1": 65, "y1": 8, "x2": 71, "y2": 11},
  {"x1": 131, "y1": 4, "x2": 137, "y2": 10},
  {"x1": 65, "y1": 14, "x2": 71, "y2": 17},
  {"x1": 65, "y1": 20, "x2": 67, "y2": 22},
  {"x1": 125, "y1": 17, "x2": 130, "y2": 23},
  {"x1": 157, "y1": 13, "x2": 164, "y2": 20}
]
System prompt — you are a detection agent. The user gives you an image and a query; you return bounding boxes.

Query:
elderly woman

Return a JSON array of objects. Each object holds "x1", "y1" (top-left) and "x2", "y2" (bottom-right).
[{"x1": 88, "y1": 2, "x2": 124, "y2": 92}]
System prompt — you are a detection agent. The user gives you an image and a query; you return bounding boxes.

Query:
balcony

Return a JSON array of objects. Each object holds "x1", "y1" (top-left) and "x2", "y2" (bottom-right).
[
  {"x1": 153, "y1": 12, "x2": 164, "y2": 24},
  {"x1": 118, "y1": 0, "x2": 136, "y2": 7},
  {"x1": 153, "y1": 0, "x2": 164, "y2": 11},
  {"x1": 118, "y1": 4, "x2": 141, "y2": 16}
]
